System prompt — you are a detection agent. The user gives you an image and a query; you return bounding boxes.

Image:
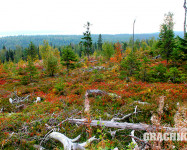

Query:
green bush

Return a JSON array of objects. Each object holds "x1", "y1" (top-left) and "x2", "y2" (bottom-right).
[
  {"x1": 120, "y1": 52, "x2": 140, "y2": 81},
  {"x1": 20, "y1": 75, "x2": 30, "y2": 85},
  {"x1": 74, "y1": 62, "x2": 83, "y2": 68},
  {"x1": 54, "y1": 79, "x2": 65, "y2": 95},
  {"x1": 167, "y1": 67, "x2": 186, "y2": 83},
  {"x1": 149, "y1": 63, "x2": 167, "y2": 82},
  {"x1": 17, "y1": 67, "x2": 26, "y2": 75},
  {"x1": 90, "y1": 70, "x2": 104, "y2": 82}
]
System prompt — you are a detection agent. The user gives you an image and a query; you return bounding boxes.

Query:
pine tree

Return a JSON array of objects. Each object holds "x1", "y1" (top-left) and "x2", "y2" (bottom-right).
[
  {"x1": 97, "y1": 34, "x2": 103, "y2": 50},
  {"x1": 80, "y1": 22, "x2": 92, "y2": 59}
]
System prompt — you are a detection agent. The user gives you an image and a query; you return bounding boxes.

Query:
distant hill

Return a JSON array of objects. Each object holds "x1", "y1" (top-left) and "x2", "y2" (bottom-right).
[{"x1": 0, "y1": 32, "x2": 183, "y2": 49}]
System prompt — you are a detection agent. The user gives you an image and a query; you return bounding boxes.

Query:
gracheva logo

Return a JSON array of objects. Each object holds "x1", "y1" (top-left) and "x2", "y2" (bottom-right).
[{"x1": 143, "y1": 132, "x2": 187, "y2": 141}]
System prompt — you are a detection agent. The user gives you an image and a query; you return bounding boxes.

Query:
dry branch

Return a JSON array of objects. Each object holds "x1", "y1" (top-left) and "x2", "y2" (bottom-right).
[
  {"x1": 48, "y1": 132, "x2": 98, "y2": 150},
  {"x1": 128, "y1": 134, "x2": 151, "y2": 150},
  {"x1": 9, "y1": 93, "x2": 30, "y2": 104},
  {"x1": 130, "y1": 130, "x2": 139, "y2": 150},
  {"x1": 111, "y1": 106, "x2": 140, "y2": 122}
]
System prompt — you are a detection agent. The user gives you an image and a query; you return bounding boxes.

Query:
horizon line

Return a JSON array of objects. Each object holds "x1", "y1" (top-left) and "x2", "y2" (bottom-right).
[{"x1": 0, "y1": 31, "x2": 183, "y2": 38}]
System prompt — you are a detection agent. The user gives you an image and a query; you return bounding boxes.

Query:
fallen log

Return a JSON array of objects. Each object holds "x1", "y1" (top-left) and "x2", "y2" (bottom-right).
[{"x1": 67, "y1": 118, "x2": 184, "y2": 132}]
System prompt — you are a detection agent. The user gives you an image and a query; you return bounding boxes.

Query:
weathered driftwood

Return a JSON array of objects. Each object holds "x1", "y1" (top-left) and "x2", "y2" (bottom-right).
[
  {"x1": 48, "y1": 132, "x2": 98, "y2": 150},
  {"x1": 67, "y1": 118, "x2": 184, "y2": 132}
]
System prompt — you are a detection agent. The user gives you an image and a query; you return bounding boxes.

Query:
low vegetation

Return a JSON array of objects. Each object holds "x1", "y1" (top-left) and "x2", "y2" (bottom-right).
[{"x1": 0, "y1": 12, "x2": 186, "y2": 149}]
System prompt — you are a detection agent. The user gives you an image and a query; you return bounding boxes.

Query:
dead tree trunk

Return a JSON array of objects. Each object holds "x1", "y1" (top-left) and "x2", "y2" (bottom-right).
[
  {"x1": 68, "y1": 118, "x2": 184, "y2": 132},
  {"x1": 184, "y1": 0, "x2": 187, "y2": 36}
]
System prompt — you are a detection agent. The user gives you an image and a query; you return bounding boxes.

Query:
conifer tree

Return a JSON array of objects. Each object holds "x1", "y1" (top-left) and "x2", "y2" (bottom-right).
[
  {"x1": 80, "y1": 22, "x2": 92, "y2": 59},
  {"x1": 120, "y1": 51, "x2": 140, "y2": 81},
  {"x1": 61, "y1": 46, "x2": 77, "y2": 75},
  {"x1": 26, "y1": 42, "x2": 38, "y2": 60},
  {"x1": 26, "y1": 56, "x2": 38, "y2": 82},
  {"x1": 157, "y1": 12, "x2": 175, "y2": 63},
  {"x1": 97, "y1": 34, "x2": 103, "y2": 50},
  {"x1": 177, "y1": 33, "x2": 187, "y2": 54}
]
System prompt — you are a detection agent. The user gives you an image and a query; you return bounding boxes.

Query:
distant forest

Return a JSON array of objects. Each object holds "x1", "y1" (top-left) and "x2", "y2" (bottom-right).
[{"x1": 0, "y1": 31, "x2": 183, "y2": 49}]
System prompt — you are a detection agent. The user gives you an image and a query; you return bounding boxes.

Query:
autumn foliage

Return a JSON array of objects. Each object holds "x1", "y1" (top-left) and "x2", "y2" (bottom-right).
[
  {"x1": 0, "y1": 38, "x2": 186, "y2": 149},
  {"x1": 110, "y1": 42, "x2": 122, "y2": 63}
]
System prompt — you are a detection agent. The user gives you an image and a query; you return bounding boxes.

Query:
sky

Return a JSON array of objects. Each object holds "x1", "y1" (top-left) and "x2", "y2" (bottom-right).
[{"x1": 0, "y1": 0, "x2": 185, "y2": 36}]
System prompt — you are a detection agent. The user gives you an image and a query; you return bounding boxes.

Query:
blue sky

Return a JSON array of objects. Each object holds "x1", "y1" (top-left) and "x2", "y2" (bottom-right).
[{"x1": 0, "y1": 0, "x2": 185, "y2": 35}]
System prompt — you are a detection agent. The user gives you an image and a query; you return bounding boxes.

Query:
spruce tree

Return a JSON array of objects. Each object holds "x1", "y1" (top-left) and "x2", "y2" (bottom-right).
[
  {"x1": 120, "y1": 51, "x2": 140, "y2": 81},
  {"x1": 80, "y1": 22, "x2": 92, "y2": 59},
  {"x1": 177, "y1": 33, "x2": 187, "y2": 55},
  {"x1": 97, "y1": 34, "x2": 103, "y2": 50},
  {"x1": 27, "y1": 42, "x2": 38, "y2": 60},
  {"x1": 26, "y1": 57, "x2": 38, "y2": 82},
  {"x1": 61, "y1": 46, "x2": 77, "y2": 75},
  {"x1": 157, "y1": 12, "x2": 175, "y2": 63}
]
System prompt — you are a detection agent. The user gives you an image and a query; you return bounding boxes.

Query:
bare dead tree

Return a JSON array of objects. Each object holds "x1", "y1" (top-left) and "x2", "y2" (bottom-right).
[
  {"x1": 184, "y1": 0, "x2": 187, "y2": 36},
  {"x1": 132, "y1": 19, "x2": 136, "y2": 52}
]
